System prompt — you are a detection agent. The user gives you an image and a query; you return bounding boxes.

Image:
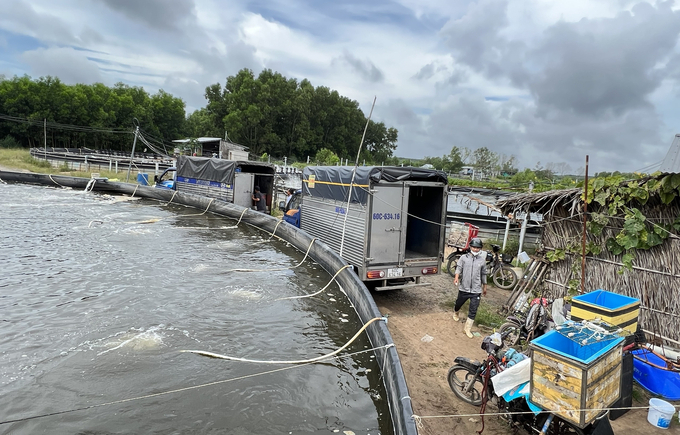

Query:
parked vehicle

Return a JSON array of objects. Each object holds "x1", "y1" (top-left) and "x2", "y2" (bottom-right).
[
  {"x1": 155, "y1": 156, "x2": 275, "y2": 211},
  {"x1": 498, "y1": 297, "x2": 552, "y2": 348},
  {"x1": 281, "y1": 166, "x2": 448, "y2": 291},
  {"x1": 448, "y1": 332, "x2": 613, "y2": 435},
  {"x1": 444, "y1": 221, "x2": 478, "y2": 268},
  {"x1": 446, "y1": 243, "x2": 518, "y2": 290}
]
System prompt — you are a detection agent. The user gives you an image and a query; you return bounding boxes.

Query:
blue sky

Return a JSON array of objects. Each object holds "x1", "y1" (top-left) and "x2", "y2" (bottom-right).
[{"x1": 1, "y1": 0, "x2": 680, "y2": 174}]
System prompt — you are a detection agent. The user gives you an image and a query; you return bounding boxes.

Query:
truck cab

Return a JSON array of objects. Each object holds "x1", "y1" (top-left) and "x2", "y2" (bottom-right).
[{"x1": 155, "y1": 167, "x2": 176, "y2": 190}]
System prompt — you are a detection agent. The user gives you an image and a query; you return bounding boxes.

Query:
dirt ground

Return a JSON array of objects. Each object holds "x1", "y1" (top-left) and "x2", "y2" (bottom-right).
[{"x1": 371, "y1": 270, "x2": 679, "y2": 435}]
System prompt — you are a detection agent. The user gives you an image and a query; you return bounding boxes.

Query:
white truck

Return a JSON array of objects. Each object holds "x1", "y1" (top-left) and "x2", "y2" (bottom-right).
[{"x1": 283, "y1": 166, "x2": 448, "y2": 290}]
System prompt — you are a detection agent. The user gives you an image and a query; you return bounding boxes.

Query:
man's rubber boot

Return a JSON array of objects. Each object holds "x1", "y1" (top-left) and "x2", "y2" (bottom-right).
[
  {"x1": 452, "y1": 311, "x2": 460, "y2": 322},
  {"x1": 464, "y1": 318, "x2": 474, "y2": 339}
]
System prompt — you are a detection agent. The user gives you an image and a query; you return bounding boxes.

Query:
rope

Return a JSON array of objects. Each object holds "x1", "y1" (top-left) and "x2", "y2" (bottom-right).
[
  {"x1": 48, "y1": 174, "x2": 64, "y2": 187},
  {"x1": 223, "y1": 207, "x2": 248, "y2": 229},
  {"x1": 181, "y1": 317, "x2": 387, "y2": 364},
  {"x1": 413, "y1": 404, "x2": 672, "y2": 421},
  {"x1": 164, "y1": 190, "x2": 178, "y2": 206},
  {"x1": 130, "y1": 184, "x2": 138, "y2": 198},
  {"x1": 178, "y1": 198, "x2": 215, "y2": 217},
  {"x1": 225, "y1": 238, "x2": 316, "y2": 272},
  {"x1": 84, "y1": 178, "x2": 96, "y2": 193},
  {"x1": 276, "y1": 265, "x2": 352, "y2": 301},
  {"x1": 267, "y1": 219, "x2": 284, "y2": 241},
  {"x1": 0, "y1": 345, "x2": 389, "y2": 426}
]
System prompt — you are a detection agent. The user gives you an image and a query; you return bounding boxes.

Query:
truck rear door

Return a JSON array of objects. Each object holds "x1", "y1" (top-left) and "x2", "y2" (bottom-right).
[{"x1": 368, "y1": 184, "x2": 407, "y2": 267}]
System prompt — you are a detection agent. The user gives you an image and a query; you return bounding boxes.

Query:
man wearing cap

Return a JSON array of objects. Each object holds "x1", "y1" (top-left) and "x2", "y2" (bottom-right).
[
  {"x1": 252, "y1": 186, "x2": 266, "y2": 213},
  {"x1": 453, "y1": 237, "x2": 487, "y2": 338}
]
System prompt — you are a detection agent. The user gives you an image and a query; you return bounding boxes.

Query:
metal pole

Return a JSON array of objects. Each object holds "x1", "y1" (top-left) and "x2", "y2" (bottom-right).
[
  {"x1": 340, "y1": 96, "x2": 376, "y2": 257},
  {"x1": 580, "y1": 155, "x2": 589, "y2": 294},
  {"x1": 518, "y1": 213, "x2": 528, "y2": 255},
  {"x1": 502, "y1": 217, "x2": 510, "y2": 252},
  {"x1": 126, "y1": 126, "x2": 140, "y2": 183},
  {"x1": 44, "y1": 118, "x2": 47, "y2": 160}
]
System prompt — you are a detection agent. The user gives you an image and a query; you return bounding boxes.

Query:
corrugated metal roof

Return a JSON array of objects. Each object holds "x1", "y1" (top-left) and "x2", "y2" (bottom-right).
[{"x1": 659, "y1": 134, "x2": 680, "y2": 173}]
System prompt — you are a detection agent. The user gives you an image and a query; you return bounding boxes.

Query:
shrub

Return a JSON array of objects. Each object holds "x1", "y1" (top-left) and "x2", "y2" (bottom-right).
[{"x1": 0, "y1": 135, "x2": 20, "y2": 148}]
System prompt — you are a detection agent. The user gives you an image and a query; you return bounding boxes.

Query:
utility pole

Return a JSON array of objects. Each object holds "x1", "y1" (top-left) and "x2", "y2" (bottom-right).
[
  {"x1": 126, "y1": 126, "x2": 140, "y2": 183},
  {"x1": 44, "y1": 118, "x2": 47, "y2": 160}
]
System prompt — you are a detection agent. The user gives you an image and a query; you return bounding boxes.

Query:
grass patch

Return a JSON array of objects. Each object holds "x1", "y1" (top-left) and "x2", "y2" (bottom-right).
[{"x1": 441, "y1": 297, "x2": 505, "y2": 329}]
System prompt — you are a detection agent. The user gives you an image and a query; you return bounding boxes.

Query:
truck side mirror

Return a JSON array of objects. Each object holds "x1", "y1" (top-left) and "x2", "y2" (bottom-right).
[{"x1": 278, "y1": 200, "x2": 285, "y2": 211}]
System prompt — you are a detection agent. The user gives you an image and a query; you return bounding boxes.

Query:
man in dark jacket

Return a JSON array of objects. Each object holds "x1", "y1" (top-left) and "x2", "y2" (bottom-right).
[
  {"x1": 252, "y1": 186, "x2": 266, "y2": 212},
  {"x1": 453, "y1": 237, "x2": 487, "y2": 338}
]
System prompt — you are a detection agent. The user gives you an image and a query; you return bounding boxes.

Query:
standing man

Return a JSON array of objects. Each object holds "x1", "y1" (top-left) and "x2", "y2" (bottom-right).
[
  {"x1": 453, "y1": 238, "x2": 487, "y2": 338},
  {"x1": 252, "y1": 186, "x2": 266, "y2": 213},
  {"x1": 284, "y1": 188, "x2": 294, "y2": 211}
]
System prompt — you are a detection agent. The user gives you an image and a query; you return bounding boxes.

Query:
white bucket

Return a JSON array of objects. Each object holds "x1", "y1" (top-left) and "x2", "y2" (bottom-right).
[{"x1": 647, "y1": 398, "x2": 675, "y2": 429}]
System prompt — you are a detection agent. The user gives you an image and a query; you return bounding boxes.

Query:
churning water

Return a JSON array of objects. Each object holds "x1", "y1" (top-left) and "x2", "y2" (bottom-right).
[{"x1": 0, "y1": 183, "x2": 390, "y2": 434}]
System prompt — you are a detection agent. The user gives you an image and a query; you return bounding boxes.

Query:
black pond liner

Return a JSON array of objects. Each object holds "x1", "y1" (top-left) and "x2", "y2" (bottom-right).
[{"x1": 0, "y1": 170, "x2": 418, "y2": 435}]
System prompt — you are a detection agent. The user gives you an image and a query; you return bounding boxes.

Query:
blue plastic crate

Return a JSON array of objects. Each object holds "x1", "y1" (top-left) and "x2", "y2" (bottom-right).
[{"x1": 531, "y1": 329, "x2": 623, "y2": 365}]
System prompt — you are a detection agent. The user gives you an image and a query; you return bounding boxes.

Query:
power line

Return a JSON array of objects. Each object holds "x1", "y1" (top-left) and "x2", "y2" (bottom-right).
[{"x1": 0, "y1": 113, "x2": 133, "y2": 135}]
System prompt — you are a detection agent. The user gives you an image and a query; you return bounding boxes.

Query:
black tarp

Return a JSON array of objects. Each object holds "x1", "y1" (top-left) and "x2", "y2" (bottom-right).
[
  {"x1": 177, "y1": 156, "x2": 236, "y2": 184},
  {"x1": 303, "y1": 166, "x2": 448, "y2": 204}
]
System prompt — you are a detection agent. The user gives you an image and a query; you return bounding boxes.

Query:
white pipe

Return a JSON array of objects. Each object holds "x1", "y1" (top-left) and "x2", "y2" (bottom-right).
[{"x1": 502, "y1": 218, "x2": 510, "y2": 251}]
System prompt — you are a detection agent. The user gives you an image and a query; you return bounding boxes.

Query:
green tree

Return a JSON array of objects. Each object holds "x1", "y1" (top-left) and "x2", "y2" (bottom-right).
[
  {"x1": 473, "y1": 147, "x2": 499, "y2": 178},
  {"x1": 315, "y1": 148, "x2": 340, "y2": 165}
]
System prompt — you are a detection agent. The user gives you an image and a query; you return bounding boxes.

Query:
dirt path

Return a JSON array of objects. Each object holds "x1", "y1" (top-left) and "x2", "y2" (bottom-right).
[{"x1": 372, "y1": 272, "x2": 678, "y2": 434}]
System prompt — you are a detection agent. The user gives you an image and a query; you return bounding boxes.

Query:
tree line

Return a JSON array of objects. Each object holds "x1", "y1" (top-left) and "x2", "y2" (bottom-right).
[
  {"x1": 0, "y1": 70, "x2": 399, "y2": 165},
  {"x1": 190, "y1": 68, "x2": 397, "y2": 164},
  {"x1": 0, "y1": 75, "x2": 186, "y2": 151}
]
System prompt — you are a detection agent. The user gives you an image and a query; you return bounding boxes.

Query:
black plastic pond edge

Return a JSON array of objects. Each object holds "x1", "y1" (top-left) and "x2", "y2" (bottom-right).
[{"x1": 0, "y1": 171, "x2": 418, "y2": 435}]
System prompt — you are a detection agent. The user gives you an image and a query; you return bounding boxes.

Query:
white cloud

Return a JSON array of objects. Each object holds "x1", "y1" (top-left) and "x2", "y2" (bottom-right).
[
  {"x1": 20, "y1": 47, "x2": 103, "y2": 84},
  {"x1": 0, "y1": 0, "x2": 678, "y2": 173}
]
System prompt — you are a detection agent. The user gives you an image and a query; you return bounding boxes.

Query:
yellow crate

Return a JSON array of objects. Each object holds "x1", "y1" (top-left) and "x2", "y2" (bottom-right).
[
  {"x1": 571, "y1": 290, "x2": 640, "y2": 333},
  {"x1": 529, "y1": 331, "x2": 623, "y2": 428}
]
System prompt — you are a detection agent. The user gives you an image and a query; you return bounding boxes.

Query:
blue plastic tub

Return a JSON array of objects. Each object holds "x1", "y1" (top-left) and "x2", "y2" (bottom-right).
[
  {"x1": 530, "y1": 329, "x2": 624, "y2": 365},
  {"x1": 632, "y1": 349, "x2": 680, "y2": 401},
  {"x1": 571, "y1": 289, "x2": 640, "y2": 333},
  {"x1": 572, "y1": 290, "x2": 638, "y2": 310},
  {"x1": 137, "y1": 173, "x2": 149, "y2": 185}
]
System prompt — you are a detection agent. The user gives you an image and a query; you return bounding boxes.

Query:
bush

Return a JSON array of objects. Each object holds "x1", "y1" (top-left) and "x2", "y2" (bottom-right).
[{"x1": 0, "y1": 135, "x2": 20, "y2": 148}]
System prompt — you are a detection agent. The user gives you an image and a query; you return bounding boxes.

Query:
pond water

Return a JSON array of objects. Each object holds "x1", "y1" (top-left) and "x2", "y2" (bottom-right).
[{"x1": 0, "y1": 183, "x2": 391, "y2": 434}]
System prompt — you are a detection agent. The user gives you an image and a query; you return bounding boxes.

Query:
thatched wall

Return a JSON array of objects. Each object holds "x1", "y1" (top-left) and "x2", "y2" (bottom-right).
[{"x1": 499, "y1": 187, "x2": 680, "y2": 343}]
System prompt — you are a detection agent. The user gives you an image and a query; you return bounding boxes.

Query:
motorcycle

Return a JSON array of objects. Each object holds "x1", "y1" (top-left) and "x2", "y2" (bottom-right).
[
  {"x1": 446, "y1": 244, "x2": 519, "y2": 290},
  {"x1": 498, "y1": 297, "x2": 552, "y2": 349},
  {"x1": 447, "y1": 332, "x2": 614, "y2": 435}
]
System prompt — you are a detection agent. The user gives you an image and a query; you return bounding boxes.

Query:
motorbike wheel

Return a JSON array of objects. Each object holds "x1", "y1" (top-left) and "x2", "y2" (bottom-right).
[
  {"x1": 492, "y1": 266, "x2": 518, "y2": 290},
  {"x1": 447, "y1": 364, "x2": 484, "y2": 406},
  {"x1": 498, "y1": 322, "x2": 521, "y2": 347},
  {"x1": 546, "y1": 415, "x2": 587, "y2": 435},
  {"x1": 446, "y1": 254, "x2": 462, "y2": 278}
]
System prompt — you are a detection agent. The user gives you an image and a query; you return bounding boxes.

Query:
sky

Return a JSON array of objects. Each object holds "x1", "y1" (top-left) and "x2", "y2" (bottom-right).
[{"x1": 1, "y1": 0, "x2": 680, "y2": 174}]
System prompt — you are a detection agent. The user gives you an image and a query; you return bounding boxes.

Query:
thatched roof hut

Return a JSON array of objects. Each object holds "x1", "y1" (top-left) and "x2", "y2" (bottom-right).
[{"x1": 497, "y1": 173, "x2": 680, "y2": 344}]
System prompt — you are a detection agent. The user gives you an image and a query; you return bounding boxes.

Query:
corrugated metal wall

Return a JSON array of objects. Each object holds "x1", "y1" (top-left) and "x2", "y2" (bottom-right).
[{"x1": 300, "y1": 197, "x2": 367, "y2": 268}]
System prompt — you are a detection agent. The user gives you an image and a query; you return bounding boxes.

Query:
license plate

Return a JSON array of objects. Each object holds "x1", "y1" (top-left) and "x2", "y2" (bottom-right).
[{"x1": 387, "y1": 268, "x2": 403, "y2": 278}]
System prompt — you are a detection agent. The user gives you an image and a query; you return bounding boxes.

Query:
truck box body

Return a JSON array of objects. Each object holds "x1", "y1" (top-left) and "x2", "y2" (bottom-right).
[
  {"x1": 298, "y1": 166, "x2": 448, "y2": 290},
  {"x1": 172, "y1": 155, "x2": 275, "y2": 210}
]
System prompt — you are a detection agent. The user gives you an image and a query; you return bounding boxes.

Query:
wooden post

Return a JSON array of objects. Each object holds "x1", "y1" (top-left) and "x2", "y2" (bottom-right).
[{"x1": 580, "y1": 155, "x2": 589, "y2": 294}]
